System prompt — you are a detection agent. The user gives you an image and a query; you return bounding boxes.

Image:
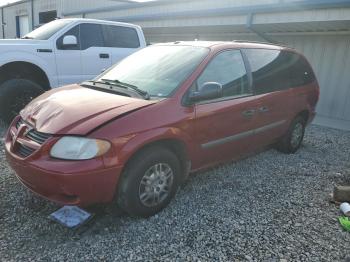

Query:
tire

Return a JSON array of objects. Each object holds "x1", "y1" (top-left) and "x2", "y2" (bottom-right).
[
  {"x1": 117, "y1": 147, "x2": 182, "y2": 217},
  {"x1": 276, "y1": 116, "x2": 306, "y2": 154},
  {"x1": 0, "y1": 79, "x2": 45, "y2": 124}
]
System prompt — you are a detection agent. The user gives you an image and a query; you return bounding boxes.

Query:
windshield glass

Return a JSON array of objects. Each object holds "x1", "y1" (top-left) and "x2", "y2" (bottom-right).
[
  {"x1": 23, "y1": 20, "x2": 72, "y2": 40},
  {"x1": 97, "y1": 45, "x2": 209, "y2": 97}
]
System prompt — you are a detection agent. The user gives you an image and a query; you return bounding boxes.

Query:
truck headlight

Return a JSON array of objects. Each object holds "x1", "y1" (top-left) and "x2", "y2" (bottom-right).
[{"x1": 50, "y1": 136, "x2": 111, "y2": 160}]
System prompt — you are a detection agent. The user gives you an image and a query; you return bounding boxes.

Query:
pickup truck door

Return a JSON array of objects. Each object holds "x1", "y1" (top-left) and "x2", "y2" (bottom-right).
[
  {"x1": 80, "y1": 23, "x2": 112, "y2": 80},
  {"x1": 55, "y1": 24, "x2": 84, "y2": 86}
]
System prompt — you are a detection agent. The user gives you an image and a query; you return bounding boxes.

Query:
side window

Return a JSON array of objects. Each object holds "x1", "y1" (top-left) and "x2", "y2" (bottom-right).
[
  {"x1": 243, "y1": 49, "x2": 316, "y2": 95},
  {"x1": 102, "y1": 25, "x2": 140, "y2": 48},
  {"x1": 80, "y1": 23, "x2": 104, "y2": 50},
  {"x1": 287, "y1": 53, "x2": 316, "y2": 87},
  {"x1": 197, "y1": 50, "x2": 250, "y2": 99},
  {"x1": 56, "y1": 25, "x2": 80, "y2": 50},
  {"x1": 243, "y1": 49, "x2": 289, "y2": 94}
]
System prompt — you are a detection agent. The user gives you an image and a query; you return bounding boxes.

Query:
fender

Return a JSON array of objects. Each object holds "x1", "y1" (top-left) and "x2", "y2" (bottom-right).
[
  {"x1": 0, "y1": 51, "x2": 58, "y2": 88},
  {"x1": 109, "y1": 126, "x2": 199, "y2": 169}
]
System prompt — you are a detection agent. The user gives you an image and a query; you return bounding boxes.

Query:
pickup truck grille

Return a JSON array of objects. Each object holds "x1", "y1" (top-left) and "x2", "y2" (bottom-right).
[{"x1": 13, "y1": 118, "x2": 52, "y2": 158}]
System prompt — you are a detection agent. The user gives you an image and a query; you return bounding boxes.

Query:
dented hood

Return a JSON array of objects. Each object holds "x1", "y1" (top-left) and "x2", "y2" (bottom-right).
[{"x1": 20, "y1": 85, "x2": 157, "y2": 135}]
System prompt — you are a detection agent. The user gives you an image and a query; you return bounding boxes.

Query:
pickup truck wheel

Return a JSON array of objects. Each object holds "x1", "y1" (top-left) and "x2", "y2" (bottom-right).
[
  {"x1": 276, "y1": 116, "x2": 306, "y2": 154},
  {"x1": 0, "y1": 79, "x2": 44, "y2": 124},
  {"x1": 117, "y1": 147, "x2": 181, "y2": 217}
]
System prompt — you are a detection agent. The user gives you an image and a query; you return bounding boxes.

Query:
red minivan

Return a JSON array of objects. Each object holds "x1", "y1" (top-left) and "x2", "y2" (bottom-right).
[{"x1": 5, "y1": 41, "x2": 319, "y2": 217}]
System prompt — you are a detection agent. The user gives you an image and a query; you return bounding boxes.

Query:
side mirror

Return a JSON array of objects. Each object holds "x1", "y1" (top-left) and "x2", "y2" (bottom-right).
[
  {"x1": 62, "y1": 35, "x2": 78, "y2": 46},
  {"x1": 189, "y1": 82, "x2": 223, "y2": 103}
]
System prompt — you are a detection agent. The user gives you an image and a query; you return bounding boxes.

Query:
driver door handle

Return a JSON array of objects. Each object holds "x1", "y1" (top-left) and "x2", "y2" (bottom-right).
[
  {"x1": 259, "y1": 106, "x2": 269, "y2": 113},
  {"x1": 242, "y1": 109, "x2": 256, "y2": 118}
]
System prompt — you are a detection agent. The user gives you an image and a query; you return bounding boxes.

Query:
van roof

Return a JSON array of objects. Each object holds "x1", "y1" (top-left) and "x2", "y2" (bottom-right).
[{"x1": 156, "y1": 40, "x2": 292, "y2": 50}]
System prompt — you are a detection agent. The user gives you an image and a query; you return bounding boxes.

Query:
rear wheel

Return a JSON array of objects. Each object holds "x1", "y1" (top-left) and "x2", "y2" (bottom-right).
[
  {"x1": 0, "y1": 79, "x2": 44, "y2": 124},
  {"x1": 117, "y1": 147, "x2": 181, "y2": 217},
  {"x1": 276, "y1": 116, "x2": 306, "y2": 154}
]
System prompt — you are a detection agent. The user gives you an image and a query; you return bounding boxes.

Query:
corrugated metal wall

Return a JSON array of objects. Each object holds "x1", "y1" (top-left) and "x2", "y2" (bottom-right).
[
  {"x1": 2, "y1": 1, "x2": 31, "y2": 38},
  {"x1": 33, "y1": 0, "x2": 61, "y2": 26},
  {"x1": 278, "y1": 35, "x2": 350, "y2": 128}
]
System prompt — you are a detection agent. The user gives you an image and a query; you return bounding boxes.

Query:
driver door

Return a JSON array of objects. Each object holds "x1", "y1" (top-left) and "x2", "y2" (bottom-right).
[
  {"x1": 194, "y1": 50, "x2": 261, "y2": 167},
  {"x1": 55, "y1": 25, "x2": 83, "y2": 86}
]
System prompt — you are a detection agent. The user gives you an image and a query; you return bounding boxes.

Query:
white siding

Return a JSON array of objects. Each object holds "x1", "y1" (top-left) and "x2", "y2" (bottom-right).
[
  {"x1": 2, "y1": 1, "x2": 31, "y2": 38},
  {"x1": 33, "y1": 0, "x2": 61, "y2": 27},
  {"x1": 279, "y1": 35, "x2": 350, "y2": 130}
]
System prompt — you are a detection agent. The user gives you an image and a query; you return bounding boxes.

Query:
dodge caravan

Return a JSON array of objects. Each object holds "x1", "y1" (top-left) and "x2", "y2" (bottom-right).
[{"x1": 5, "y1": 41, "x2": 319, "y2": 217}]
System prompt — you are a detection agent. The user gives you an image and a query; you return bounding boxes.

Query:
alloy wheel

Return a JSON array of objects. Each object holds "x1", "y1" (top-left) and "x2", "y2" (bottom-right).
[{"x1": 138, "y1": 163, "x2": 174, "y2": 207}]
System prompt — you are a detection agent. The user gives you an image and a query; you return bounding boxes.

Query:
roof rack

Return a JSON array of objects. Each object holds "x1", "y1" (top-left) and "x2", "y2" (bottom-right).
[{"x1": 232, "y1": 40, "x2": 293, "y2": 49}]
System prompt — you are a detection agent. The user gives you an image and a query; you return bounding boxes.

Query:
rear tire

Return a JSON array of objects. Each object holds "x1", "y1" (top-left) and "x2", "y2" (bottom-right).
[
  {"x1": 276, "y1": 116, "x2": 306, "y2": 154},
  {"x1": 117, "y1": 147, "x2": 181, "y2": 217},
  {"x1": 0, "y1": 79, "x2": 44, "y2": 124}
]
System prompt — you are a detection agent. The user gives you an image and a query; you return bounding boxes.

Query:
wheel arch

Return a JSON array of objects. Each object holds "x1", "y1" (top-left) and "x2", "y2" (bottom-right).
[
  {"x1": 124, "y1": 138, "x2": 190, "y2": 177},
  {"x1": 0, "y1": 61, "x2": 51, "y2": 90},
  {"x1": 296, "y1": 109, "x2": 310, "y2": 123}
]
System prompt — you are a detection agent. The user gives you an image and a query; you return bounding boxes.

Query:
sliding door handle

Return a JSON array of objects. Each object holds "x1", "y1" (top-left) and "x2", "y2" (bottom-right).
[{"x1": 242, "y1": 109, "x2": 256, "y2": 118}]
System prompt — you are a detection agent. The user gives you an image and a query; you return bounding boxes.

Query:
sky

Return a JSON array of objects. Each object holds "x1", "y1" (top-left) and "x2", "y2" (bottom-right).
[
  {"x1": 0, "y1": 0, "x2": 153, "y2": 6},
  {"x1": 0, "y1": 0, "x2": 20, "y2": 7}
]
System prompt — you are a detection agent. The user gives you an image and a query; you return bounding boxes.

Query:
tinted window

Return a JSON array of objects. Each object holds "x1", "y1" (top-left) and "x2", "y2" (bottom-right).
[
  {"x1": 39, "y1": 10, "x2": 57, "y2": 24},
  {"x1": 197, "y1": 50, "x2": 250, "y2": 98},
  {"x1": 80, "y1": 23, "x2": 104, "y2": 50},
  {"x1": 56, "y1": 25, "x2": 80, "y2": 50},
  {"x1": 243, "y1": 49, "x2": 315, "y2": 94},
  {"x1": 288, "y1": 53, "x2": 315, "y2": 86},
  {"x1": 102, "y1": 25, "x2": 140, "y2": 48}
]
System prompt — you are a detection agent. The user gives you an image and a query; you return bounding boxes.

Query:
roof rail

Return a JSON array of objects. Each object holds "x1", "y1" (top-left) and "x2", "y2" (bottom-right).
[{"x1": 232, "y1": 40, "x2": 293, "y2": 49}]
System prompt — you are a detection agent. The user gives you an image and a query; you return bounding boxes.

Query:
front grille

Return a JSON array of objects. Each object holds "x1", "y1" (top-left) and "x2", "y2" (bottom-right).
[
  {"x1": 17, "y1": 144, "x2": 35, "y2": 158},
  {"x1": 14, "y1": 118, "x2": 52, "y2": 158},
  {"x1": 26, "y1": 129, "x2": 51, "y2": 145}
]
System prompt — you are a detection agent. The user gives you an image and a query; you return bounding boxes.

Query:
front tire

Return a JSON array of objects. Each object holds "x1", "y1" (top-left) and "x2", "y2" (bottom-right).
[
  {"x1": 0, "y1": 79, "x2": 44, "y2": 124},
  {"x1": 276, "y1": 116, "x2": 306, "y2": 154},
  {"x1": 117, "y1": 147, "x2": 181, "y2": 217}
]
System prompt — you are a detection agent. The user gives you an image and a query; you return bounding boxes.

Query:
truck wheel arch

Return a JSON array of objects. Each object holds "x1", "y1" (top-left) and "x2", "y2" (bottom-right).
[{"x1": 0, "y1": 61, "x2": 51, "y2": 90}]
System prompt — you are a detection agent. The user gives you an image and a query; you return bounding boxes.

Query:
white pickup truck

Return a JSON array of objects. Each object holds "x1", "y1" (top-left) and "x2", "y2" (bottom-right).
[{"x1": 0, "y1": 18, "x2": 146, "y2": 123}]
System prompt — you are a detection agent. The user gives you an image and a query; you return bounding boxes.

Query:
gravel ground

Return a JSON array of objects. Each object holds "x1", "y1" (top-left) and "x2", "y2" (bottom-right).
[{"x1": 0, "y1": 125, "x2": 350, "y2": 261}]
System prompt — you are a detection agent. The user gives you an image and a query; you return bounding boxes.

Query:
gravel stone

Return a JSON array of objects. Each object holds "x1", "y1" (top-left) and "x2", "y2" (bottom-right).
[{"x1": 0, "y1": 125, "x2": 350, "y2": 261}]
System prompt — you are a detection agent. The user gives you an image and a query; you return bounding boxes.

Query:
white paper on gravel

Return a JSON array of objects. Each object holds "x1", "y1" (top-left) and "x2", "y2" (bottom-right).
[{"x1": 49, "y1": 206, "x2": 92, "y2": 228}]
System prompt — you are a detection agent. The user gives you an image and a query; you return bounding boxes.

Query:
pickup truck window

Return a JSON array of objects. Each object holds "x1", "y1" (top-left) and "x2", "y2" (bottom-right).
[
  {"x1": 56, "y1": 25, "x2": 80, "y2": 50},
  {"x1": 102, "y1": 25, "x2": 140, "y2": 48},
  {"x1": 23, "y1": 19, "x2": 72, "y2": 40},
  {"x1": 80, "y1": 24, "x2": 105, "y2": 50}
]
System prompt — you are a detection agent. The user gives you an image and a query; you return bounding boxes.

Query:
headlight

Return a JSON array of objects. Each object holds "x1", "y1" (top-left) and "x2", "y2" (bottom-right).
[{"x1": 50, "y1": 136, "x2": 111, "y2": 160}]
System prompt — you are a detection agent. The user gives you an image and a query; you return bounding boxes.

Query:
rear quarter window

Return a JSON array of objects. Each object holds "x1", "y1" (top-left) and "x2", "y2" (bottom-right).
[{"x1": 242, "y1": 48, "x2": 315, "y2": 95}]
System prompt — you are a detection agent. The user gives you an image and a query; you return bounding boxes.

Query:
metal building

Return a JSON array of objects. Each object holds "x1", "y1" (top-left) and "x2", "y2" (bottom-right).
[{"x1": 1, "y1": 0, "x2": 350, "y2": 130}]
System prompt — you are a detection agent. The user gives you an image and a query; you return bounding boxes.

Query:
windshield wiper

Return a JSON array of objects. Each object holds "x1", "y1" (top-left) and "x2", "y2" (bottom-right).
[
  {"x1": 21, "y1": 36, "x2": 34, "y2": 39},
  {"x1": 100, "y1": 79, "x2": 150, "y2": 100}
]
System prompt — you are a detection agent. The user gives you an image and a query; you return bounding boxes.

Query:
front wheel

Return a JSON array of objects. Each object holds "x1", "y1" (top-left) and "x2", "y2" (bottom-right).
[
  {"x1": 117, "y1": 147, "x2": 181, "y2": 217},
  {"x1": 0, "y1": 79, "x2": 44, "y2": 124},
  {"x1": 276, "y1": 116, "x2": 306, "y2": 154}
]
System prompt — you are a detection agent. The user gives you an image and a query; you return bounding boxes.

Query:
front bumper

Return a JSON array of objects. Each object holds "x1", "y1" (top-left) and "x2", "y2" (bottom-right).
[{"x1": 4, "y1": 118, "x2": 123, "y2": 206}]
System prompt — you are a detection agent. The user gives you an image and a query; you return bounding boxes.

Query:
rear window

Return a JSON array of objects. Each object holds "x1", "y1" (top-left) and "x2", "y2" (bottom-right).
[
  {"x1": 102, "y1": 25, "x2": 140, "y2": 48},
  {"x1": 243, "y1": 49, "x2": 315, "y2": 94}
]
